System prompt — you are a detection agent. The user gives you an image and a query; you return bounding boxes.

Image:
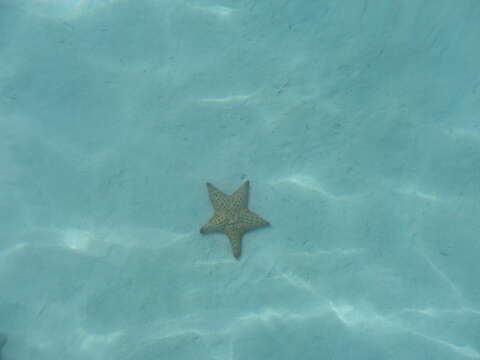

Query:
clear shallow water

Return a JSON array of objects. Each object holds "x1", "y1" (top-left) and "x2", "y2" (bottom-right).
[{"x1": 1, "y1": 1, "x2": 480, "y2": 359}]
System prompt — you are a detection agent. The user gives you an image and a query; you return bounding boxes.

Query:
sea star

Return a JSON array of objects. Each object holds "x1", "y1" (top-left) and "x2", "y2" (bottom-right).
[{"x1": 200, "y1": 180, "x2": 270, "y2": 259}]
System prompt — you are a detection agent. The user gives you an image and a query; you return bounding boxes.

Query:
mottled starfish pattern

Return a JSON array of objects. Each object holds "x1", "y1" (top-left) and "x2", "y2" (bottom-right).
[{"x1": 200, "y1": 180, "x2": 270, "y2": 259}]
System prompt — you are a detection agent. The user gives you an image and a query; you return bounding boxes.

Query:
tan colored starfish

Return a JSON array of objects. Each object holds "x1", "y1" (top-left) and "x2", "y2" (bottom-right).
[{"x1": 200, "y1": 180, "x2": 270, "y2": 259}]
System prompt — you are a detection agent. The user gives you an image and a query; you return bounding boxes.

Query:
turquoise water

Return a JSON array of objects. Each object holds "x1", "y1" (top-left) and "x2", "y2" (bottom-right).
[{"x1": 1, "y1": 1, "x2": 480, "y2": 359}]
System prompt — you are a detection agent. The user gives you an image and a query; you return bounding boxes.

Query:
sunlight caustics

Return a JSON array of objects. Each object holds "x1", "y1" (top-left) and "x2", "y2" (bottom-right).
[
  {"x1": 395, "y1": 184, "x2": 440, "y2": 201},
  {"x1": 25, "y1": 0, "x2": 119, "y2": 19},
  {"x1": 189, "y1": 5, "x2": 235, "y2": 18},
  {"x1": 271, "y1": 174, "x2": 362, "y2": 201},
  {"x1": 197, "y1": 94, "x2": 254, "y2": 104},
  {"x1": 444, "y1": 127, "x2": 480, "y2": 142}
]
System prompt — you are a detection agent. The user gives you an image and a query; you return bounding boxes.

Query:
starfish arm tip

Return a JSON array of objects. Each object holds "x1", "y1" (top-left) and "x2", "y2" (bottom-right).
[{"x1": 200, "y1": 224, "x2": 209, "y2": 233}]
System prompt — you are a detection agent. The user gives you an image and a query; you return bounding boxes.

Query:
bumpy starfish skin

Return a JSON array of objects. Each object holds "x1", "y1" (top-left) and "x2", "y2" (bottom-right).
[{"x1": 200, "y1": 181, "x2": 269, "y2": 258}]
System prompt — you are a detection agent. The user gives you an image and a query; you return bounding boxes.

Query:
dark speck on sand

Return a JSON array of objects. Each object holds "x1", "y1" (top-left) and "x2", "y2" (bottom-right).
[{"x1": 0, "y1": 333, "x2": 6, "y2": 359}]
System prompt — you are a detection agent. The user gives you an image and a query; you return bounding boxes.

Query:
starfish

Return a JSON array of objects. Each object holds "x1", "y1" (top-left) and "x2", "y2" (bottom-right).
[{"x1": 200, "y1": 180, "x2": 270, "y2": 259}]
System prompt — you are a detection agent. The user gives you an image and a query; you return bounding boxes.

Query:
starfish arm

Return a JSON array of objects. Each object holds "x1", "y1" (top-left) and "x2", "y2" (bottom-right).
[
  {"x1": 225, "y1": 229, "x2": 243, "y2": 259},
  {"x1": 200, "y1": 214, "x2": 224, "y2": 233},
  {"x1": 206, "y1": 182, "x2": 229, "y2": 211},
  {"x1": 239, "y1": 209, "x2": 270, "y2": 232},
  {"x1": 230, "y1": 180, "x2": 249, "y2": 208}
]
